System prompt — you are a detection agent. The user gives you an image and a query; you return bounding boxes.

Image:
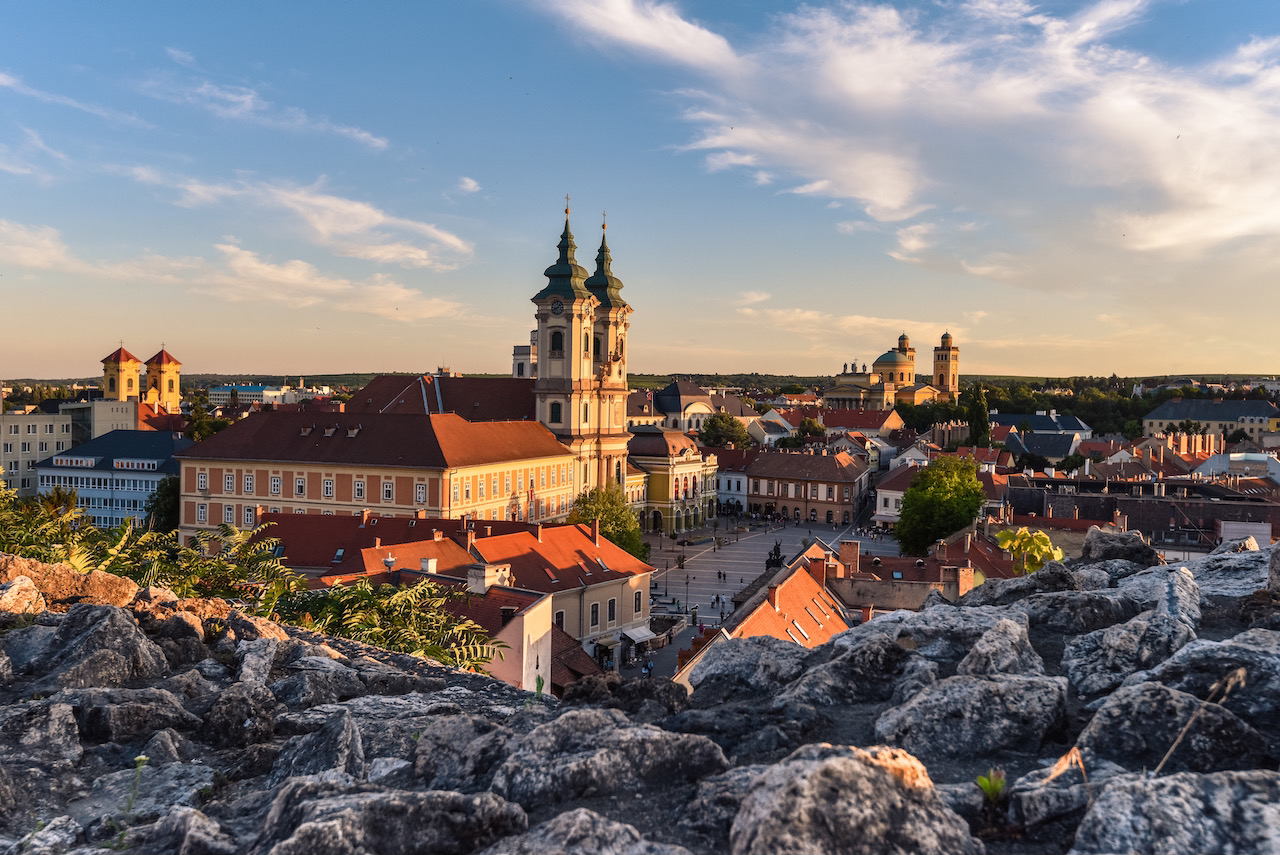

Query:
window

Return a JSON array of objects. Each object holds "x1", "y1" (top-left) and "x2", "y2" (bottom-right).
[
  {"x1": 196, "y1": 503, "x2": 207, "y2": 523},
  {"x1": 634, "y1": 591, "x2": 642, "y2": 614},
  {"x1": 583, "y1": 403, "x2": 589, "y2": 423},
  {"x1": 223, "y1": 505, "x2": 235, "y2": 524},
  {"x1": 43, "y1": 424, "x2": 53, "y2": 434},
  {"x1": 60, "y1": 424, "x2": 70, "y2": 434},
  {"x1": 415, "y1": 483, "x2": 427, "y2": 503},
  {"x1": 225, "y1": 474, "x2": 234, "y2": 493},
  {"x1": 243, "y1": 507, "x2": 255, "y2": 527},
  {"x1": 26, "y1": 424, "x2": 36, "y2": 434},
  {"x1": 827, "y1": 486, "x2": 834, "y2": 500},
  {"x1": 56, "y1": 442, "x2": 65, "y2": 451},
  {"x1": 7, "y1": 425, "x2": 17, "y2": 435},
  {"x1": 810, "y1": 484, "x2": 819, "y2": 499},
  {"x1": 607, "y1": 598, "x2": 616, "y2": 623},
  {"x1": 1, "y1": 443, "x2": 9, "y2": 454},
  {"x1": 464, "y1": 482, "x2": 471, "y2": 501},
  {"x1": 383, "y1": 481, "x2": 394, "y2": 501},
  {"x1": 549, "y1": 330, "x2": 564, "y2": 355},
  {"x1": 452, "y1": 483, "x2": 460, "y2": 503},
  {"x1": 295, "y1": 477, "x2": 306, "y2": 496},
  {"x1": 555, "y1": 611, "x2": 564, "y2": 629},
  {"x1": 590, "y1": 603, "x2": 600, "y2": 628},
  {"x1": 354, "y1": 480, "x2": 365, "y2": 500},
  {"x1": 549, "y1": 401, "x2": 563, "y2": 424},
  {"x1": 751, "y1": 479, "x2": 760, "y2": 493},
  {"x1": 323, "y1": 479, "x2": 334, "y2": 498},
  {"x1": 37, "y1": 442, "x2": 47, "y2": 453},
  {"x1": 504, "y1": 474, "x2": 511, "y2": 494},
  {"x1": 270, "y1": 476, "x2": 282, "y2": 495},
  {"x1": 244, "y1": 474, "x2": 255, "y2": 493},
  {"x1": 540, "y1": 469, "x2": 546, "y2": 488},
  {"x1": 20, "y1": 442, "x2": 30, "y2": 453},
  {"x1": 477, "y1": 479, "x2": 485, "y2": 499}
]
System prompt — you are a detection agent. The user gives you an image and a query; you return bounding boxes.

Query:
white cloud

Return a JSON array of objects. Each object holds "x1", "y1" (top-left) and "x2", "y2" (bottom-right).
[
  {"x1": 165, "y1": 47, "x2": 196, "y2": 66},
  {"x1": 0, "y1": 72, "x2": 150, "y2": 127},
  {"x1": 140, "y1": 76, "x2": 388, "y2": 150},
  {"x1": 739, "y1": 290, "x2": 770, "y2": 305},
  {"x1": 542, "y1": 0, "x2": 1280, "y2": 297},
  {"x1": 457, "y1": 176, "x2": 481, "y2": 193},
  {"x1": 128, "y1": 169, "x2": 473, "y2": 270}
]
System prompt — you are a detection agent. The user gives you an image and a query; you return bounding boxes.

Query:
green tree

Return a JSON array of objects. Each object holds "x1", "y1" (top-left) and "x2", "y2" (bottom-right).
[
  {"x1": 1054, "y1": 452, "x2": 1087, "y2": 473},
  {"x1": 143, "y1": 475, "x2": 180, "y2": 532},
  {"x1": 967, "y1": 386, "x2": 991, "y2": 448},
  {"x1": 698, "y1": 412, "x2": 751, "y2": 449},
  {"x1": 568, "y1": 484, "x2": 650, "y2": 561},
  {"x1": 996, "y1": 527, "x2": 1064, "y2": 575},
  {"x1": 894, "y1": 457, "x2": 985, "y2": 556}
]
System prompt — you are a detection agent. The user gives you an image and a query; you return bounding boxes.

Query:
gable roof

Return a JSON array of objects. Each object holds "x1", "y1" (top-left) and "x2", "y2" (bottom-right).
[
  {"x1": 745, "y1": 450, "x2": 866, "y2": 482},
  {"x1": 465, "y1": 524, "x2": 652, "y2": 593},
  {"x1": 725, "y1": 561, "x2": 848, "y2": 646},
  {"x1": 1144, "y1": 398, "x2": 1279, "y2": 423},
  {"x1": 346, "y1": 375, "x2": 537, "y2": 422}
]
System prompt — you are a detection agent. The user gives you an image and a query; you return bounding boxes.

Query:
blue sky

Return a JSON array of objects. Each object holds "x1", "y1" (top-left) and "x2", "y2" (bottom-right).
[{"x1": 3, "y1": 0, "x2": 1280, "y2": 380}]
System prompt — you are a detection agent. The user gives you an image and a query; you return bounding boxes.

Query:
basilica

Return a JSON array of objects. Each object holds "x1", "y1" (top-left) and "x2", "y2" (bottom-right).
[{"x1": 823, "y1": 332, "x2": 959, "y2": 409}]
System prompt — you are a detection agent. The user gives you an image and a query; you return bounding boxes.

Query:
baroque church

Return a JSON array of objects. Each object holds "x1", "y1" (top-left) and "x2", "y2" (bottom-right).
[{"x1": 823, "y1": 332, "x2": 959, "y2": 409}]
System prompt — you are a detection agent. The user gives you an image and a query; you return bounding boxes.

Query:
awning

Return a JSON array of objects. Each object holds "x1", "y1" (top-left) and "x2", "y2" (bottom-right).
[
  {"x1": 593, "y1": 637, "x2": 621, "y2": 649},
  {"x1": 623, "y1": 626, "x2": 657, "y2": 644}
]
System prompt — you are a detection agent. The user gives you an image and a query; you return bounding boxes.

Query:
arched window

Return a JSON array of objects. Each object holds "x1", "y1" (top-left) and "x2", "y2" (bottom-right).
[
  {"x1": 108, "y1": 377, "x2": 116, "y2": 393},
  {"x1": 127, "y1": 378, "x2": 134, "y2": 391},
  {"x1": 168, "y1": 379, "x2": 175, "y2": 392},
  {"x1": 550, "y1": 331, "x2": 564, "y2": 354},
  {"x1": 550, "y1": 402, "x2": 562, "y2": 424},
  {"x1": 593, "y1": 336, "x2": 601, "y2": 359}
]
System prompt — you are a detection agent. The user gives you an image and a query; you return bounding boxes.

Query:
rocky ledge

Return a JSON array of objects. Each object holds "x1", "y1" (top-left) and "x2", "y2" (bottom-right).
[{"x1": 1, "y1": 528, "x2": 1278, "y2": 855}]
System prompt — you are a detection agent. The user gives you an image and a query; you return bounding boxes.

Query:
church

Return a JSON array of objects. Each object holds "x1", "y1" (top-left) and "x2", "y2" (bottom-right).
[{"x1": 823, "y1": 332, "x2": 959, "y2": 409}]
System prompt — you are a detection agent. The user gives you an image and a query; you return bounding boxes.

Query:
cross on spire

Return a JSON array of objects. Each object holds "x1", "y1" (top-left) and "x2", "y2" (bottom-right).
[{"x1": 564, "y1": 193, "x2": 570, "y2": 217}]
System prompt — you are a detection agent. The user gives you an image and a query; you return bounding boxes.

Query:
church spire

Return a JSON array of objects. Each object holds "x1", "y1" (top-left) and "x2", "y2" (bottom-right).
[
  {"x1": 584, "y1": 213, "x2": 629, "y2": 309},
  {"x1": 533, "y1": 197, "x2": 591, "y2": 301}
]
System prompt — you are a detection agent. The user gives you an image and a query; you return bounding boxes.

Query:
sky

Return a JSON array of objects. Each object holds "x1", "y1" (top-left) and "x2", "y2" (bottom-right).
[{"x1": 3, "y1": 0, "x2": 1280, "y2": 381}]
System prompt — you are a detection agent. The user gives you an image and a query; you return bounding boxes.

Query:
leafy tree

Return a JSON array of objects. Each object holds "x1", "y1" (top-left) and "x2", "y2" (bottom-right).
[
  {"x1": 1226, "y1": 428, "x2": 1250, "y2": 444},
  {"x1": 568, "y1": 484, "x2": 650, "y2": 561},
  {"x1": 966, "y1": 386, "x2": 991, "y2": 448},
  {"x1": 143, "y1": 475, "x2": 180, "y2": 532},
  {"x1": 996, "y1": 527, "x2": 1064, "y2": 575},
  {"x1": 894, "y1": 457, "x2": 985, "y2": 556},
  {"x1": 698, "y1": 412, "x2": 751, "y2": 449},
  {"x1": 1054, "y1": 452, "x2": 1087, "y2": 473}
]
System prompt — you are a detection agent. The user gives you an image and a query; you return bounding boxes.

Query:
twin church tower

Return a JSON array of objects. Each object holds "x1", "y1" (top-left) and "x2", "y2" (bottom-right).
[{"x1": 528, "y1": 206, "x2": 633, "y2": 493}]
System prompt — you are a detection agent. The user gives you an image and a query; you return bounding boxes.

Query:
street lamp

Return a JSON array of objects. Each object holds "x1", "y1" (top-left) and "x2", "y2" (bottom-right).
[
  {"x1": 685, "y1": 574, "x2": 693, "y2": 614},
  {"x1": 664, "y1": 559, "x2": 669, "y2": 596}
]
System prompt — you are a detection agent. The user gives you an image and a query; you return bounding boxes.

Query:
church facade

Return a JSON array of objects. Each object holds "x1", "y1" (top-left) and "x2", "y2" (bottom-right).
[{"x1": 824, "y1": 332, "x2": 959, "y2": 409}]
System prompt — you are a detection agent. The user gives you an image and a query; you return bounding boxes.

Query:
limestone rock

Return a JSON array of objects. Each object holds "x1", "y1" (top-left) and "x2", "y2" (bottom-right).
[
  {"x1": 0, "y1": 554, "x2": 138, "y2": 608},
  {"x1": 269, "y1": 710, "x2": 365, "y2": 786},
  {"x1": 1063, "y1": 610, "x2": 1195, "y2": 698},
  {"x1": 875, "y1": 675, "x2": 1067, "y2": 762},
  {"x1": 1080, "y1": 527, "x2": 1162, "y2": 568},
  {"x1": 477, "y1": 808, "x2": 692, "y2": 855},
  {"x1": 5, "y1": 815, "x2": 82, "y2": 855},
  {"x1": 236, "y1": 638, "x2": 278, "y2": 683},
  {"x1": 957, "y1": 618, "x2": 1045, "y2": 677},
  {"x1": 1177, "y1": 547, "x2": 1271, "y2": 606},
  {"x1": 1010, "y1": 590, "x2": 1137, "y2": 635},
  {"x1": 1071, "y1": 565, "x2": 1112, "y2": 591},
  {"x1": 1084, "y1": 558, "x2": 1148, "y2": 584},
  {"x1": 676, "y1": 765, "x2": 767, "y2": 851},
  {"x1": 1005, "y1": 750, "x2": 1133, "y2": 836},
  {"x1": 145, "y1": 806, "x2": 236, "y2": 855},
  {"x1": 1270, "y1": 546, "x2": 1280, "y2": 595},
  {"x1": 67, "y1": 761, "x2": 216, "y2": 829},
  {"x1": 56, "y1": 687, "x2": 202, "y2": 742},
  {"x1": 1111, "y1": 566, "x2": 1202, "y2": 627},
  {"x1": 27, "y1": 603, "x2": 168, "y2": 691},
  {"x1": 0, "y1": 700, "x2": 83, "y2": 763},
  {"x1": 0, "y1": 576, "x2": 45, "y2": 614},
  {"x1": 728, "y1": 743, "x2": 981, "y2": 855},
  {"x1": 1069, "y1": 770, "x2": 1280, "y2": 855},
  {"x1": 413, "y1": 714, "x2": 514, "y2": 791},
  {"x1": 1078, "y1": 682, "x2": 1270, "y2": 773},
  {"x1": 779, "y1": 633, "x2": 937, "y2": 706},
  {"x1": 847, "y1": 604, "x2": 1025, "y2": 665},
  {"x1": 686, "y1": 635, "x2": 809, "y2": 705},
  {"x1": 203, "y1": 681, "x2": 284, "y2": 748},
  {"x1": 1212, "y1": 536, "x2": 1261, "y2": 555},
  {"x1": 956, "y1": 561, "x2": 1080, "y2": 607},
  {"x1": 491, "y1": 708, "x2": 728, "y2": 809},
  {"x1": 254, "y1": 779, "x2": 527, "y2": 855}
]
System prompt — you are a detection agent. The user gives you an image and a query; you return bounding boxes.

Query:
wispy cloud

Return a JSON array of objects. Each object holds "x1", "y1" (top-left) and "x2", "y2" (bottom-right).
[
  {"x1": 457, "y1": 176, "x2": 481, "y2": 193},
  {"x1": 739, "y1": 289, "x2": 770, "y2": 305},
  {"x1": 139, "y1": 75, "x2": 388, "y2": 150},
  {"x1": 128, "y1": 169, "x2": 473, "y2": 270},
  {"x1": 165, "y1": 47, "x2": 196, "y2": 67},
  {"x1": 542, "y1": 0, "x2": 1280, "y2": 296},
  {"x1": 0, "y1": 72, "x2": 150, "y2": 127}
]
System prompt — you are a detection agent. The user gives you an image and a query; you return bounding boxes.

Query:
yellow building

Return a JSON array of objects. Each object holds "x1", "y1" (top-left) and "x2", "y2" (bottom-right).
[
  {"x1": 824, "y1": 332, "x2": 957, "y2": 408},
  {"x1": 628, "y1": 426, "x2": 718, "y2": 533}
]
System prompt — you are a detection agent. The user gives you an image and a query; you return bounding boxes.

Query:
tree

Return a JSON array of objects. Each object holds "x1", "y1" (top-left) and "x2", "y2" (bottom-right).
[
  {"x1": 143, "y1": 475, "x2": 180, "y2": 532},
  {"x1": 967, "y1": 386, "x2": 991, "y2": 448},
  {"x1": 996, "y1": 527, "x2": 1064, "y2": 575},
  {"x1": 893, "y1": 457, "x2": 985, "y2": 556},
  {"x1": 1054, "y1": 452, "x2": 1087, "y2": 473},
  {"x1": 698, "y1": 412, "x2": 751, "y2": 449},
  {"x1": 1226, "y1": 428, "x2": 1250, "y2": 444},
  {"x1": 567, "y1": 484, "x2": 650, "y2": 561}
]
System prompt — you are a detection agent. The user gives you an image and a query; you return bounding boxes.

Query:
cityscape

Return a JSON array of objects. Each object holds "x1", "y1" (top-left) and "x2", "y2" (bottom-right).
[{"x1": 3, "y1": 2, "x2": 1280, "y2": 853}]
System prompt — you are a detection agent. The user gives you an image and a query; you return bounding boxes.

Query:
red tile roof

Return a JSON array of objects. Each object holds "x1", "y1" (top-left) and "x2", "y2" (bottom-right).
[
  {"x1": 345, "y1": 374, "x2": 537, "y2": 422},
  {"x1": 466, "y1": 524, "x2": 652, "y2": 593},
  {"x1": 145, "y1": 348, "x2": 182, "y2": 366},
  {"x1": 727, "y1": 562, "x2": 848, "y2": 647},
  {"x1": 550, "y1": 624, "x2": 604, "y2": 692},
  {"x1": 102, "y1": 347, "x2": 141, "y2": 364}
]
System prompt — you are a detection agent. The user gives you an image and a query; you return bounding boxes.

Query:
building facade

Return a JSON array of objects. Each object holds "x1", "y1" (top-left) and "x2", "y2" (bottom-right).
[{"x1": 1, "y1": 410, "x2": 73, "y2": 496}]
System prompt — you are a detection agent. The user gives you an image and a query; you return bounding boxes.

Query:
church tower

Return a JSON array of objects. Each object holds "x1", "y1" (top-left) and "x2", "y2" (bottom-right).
[
  {"x1": 532, "y1": 205, "x2": 619, "y2": 493},
  {"x1": 101, "y1": 347, "x2": 142, "y2": 401},
  {"x1": 582, "y1": 217, "x2": 632, "y2": 489},
  {"x1": 933, "y1": 331, "x2": 959, "y2": 401},
  {"x1": 144, "y1": 348, "x2": 183, "y2": 412}
]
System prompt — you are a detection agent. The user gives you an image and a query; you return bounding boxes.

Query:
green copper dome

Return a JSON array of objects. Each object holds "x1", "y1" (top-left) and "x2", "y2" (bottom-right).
[
  {"x1": 533, "y1": 214, "x2": 592, "y2": 302},
  {"x1": 584, "y1": 226, "x2": 629, "y2": 310}
]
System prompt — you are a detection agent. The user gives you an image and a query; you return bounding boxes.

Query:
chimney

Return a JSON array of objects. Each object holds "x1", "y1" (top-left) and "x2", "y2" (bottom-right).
[
  {"x1": 934, "y1": 538, "x2": 948, "y2": 561},
  {"x1": 484, "y1": 526, "x2": 492, "y2": 537},
  {"x1": 766, "y1": 584, "x2": 780, "y2": 610},
  {"x1": 500, "y1": 606, "x2": 517, "y2": 627},
  {"x1": 255, "y1": 505, "x2": 265, "y2": 525},
  {"x1": 806, "y1": 556, "x2": 827, "y2": 588},
  {"x1": 420, "y1": 557, "x2": 438, "y2": 574},
  {"x1": 963, "y1": 533, "x2": 971, "y2": 554},
  {"x1": 592, "y1": 518, "x2": 600, "y2": 547},
  {"x1": 535, "y1": 524, "x2": 543, "y2": 543},
  {"x1": 374, "y1": 536, "x2": 381, "y2": 549},
  {"x1": 416, "y1": 509, "x2": 427, "y2": 520},
  {"x1": 432, "y1": 529, "x2": 443, "y2": 542},
  {"x1": 361, "y1": 509, "x2": 371, "y2": 526},
  {"x1": 466, "y1": 530, "x2": 476, "y2": 551},
  {"x1": 838, "y1": 540, "x2": 860, "y2": 576},
  {"x1": 860, "y1": 605, "x2": 874, "y2": 624}
]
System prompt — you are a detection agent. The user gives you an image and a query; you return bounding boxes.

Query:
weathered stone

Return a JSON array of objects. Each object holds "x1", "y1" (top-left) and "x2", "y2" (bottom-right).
[
  {"x1": 143, "y1": 727, "x2": 193, "y2": 766},
  {"x1": 28, "y1": 603, "x2": 168, "y2": 690},
  {"x1": 0, "y1": 700, "x2": 83, "y2": 763},
  {"x1": 155, "y1": 611, "x2": 205, "y2": 642},
  {"x1": 1010, "y1": 590, "x2": 1137, "y2": 635},
  {"x1": 0, "y1": 576, "x2": 45, "y2": 614},
  {"x1": 203, "y1": 681, "x2": 283, "y2": 748},
  {"x1": 56, "y1": 687, "x2": 202, "y2": 742},
  {"x1": 491, "y1": 708, "x2": 729, "y2": 809},
  {"x1": 1063, "y1": 610, "x2": 1196, "y2": 697},
  {"x1": 957, "y1": 561, "x2": 1080, "y2": 607},
  {"x1": 365, "y1": 757, "x2": 414, "y2": 787},
  {"x1": 1177, "y1": 547, "x2": 1271, "y2": 606},
  {"x1": 269, "y1": 710, "x2": 365, "y2": 786},
  {"x1": 1005, "y1": 750, "x2": 1134, "y2": 835},
  {"x1": 226, "y1": 609, "x2": 289, "y2": 643},
  {"x1": 846, "y1": 605, "x2": 1026, "y2": 665},
  {"x1": 562, "y1": 673, "x2": 689, "y2": 718},
  {"x1": 676, "y1": 765, "x2": 767, "y2": 851},
  {"x1": 1084, "y1": 558, "x2": 1148, "y2": 583},
  {"x1": 664, "y1": 698, "x2": 824, "y2": 762},
  {"x1": 236, "y1": 638, "x2": 278, "y2": 683},
  {"x1": 1069, "y1": 770, "x2": 1280, "y2": 855},
  {"x1": 0, "y1": 554, "x2": 139, "y2": 609},
  {"x1": 67, "y1": 761, "x2": 216, "y2": 828},
  {"x1": 875, "y1": 675, "x2": 1067, "y2": 761},
  {"x1": 778, "y1": 633, "x2": 936, "y2": 706},
  {"x1": 145, "y1": 806, "x2": 237, "y2": 855},
  {"x1": 1270, "y1": 546, "x2": 1280, "y2": 595},
  {"x1": 1111, "y1": 566, "x2": 1202, "y2": 627},
  {"x1": 1080, "y1": 526, "x2": 1162, "y2": 568},
  {"x1": 254, "y1": 779, "x2": 527, "y2": 855},
  {"x1": 5, "y1": 815, "x2": 82, "y2": 855},
  {"x1": 413, "y1": 714, "x2": 515, "y2": 791},
  {"x1": 1212, "y1": 536, "x2": 1261, "y2": 555},
  {"x1": 1071, "y1": 565, "x2": 1112, "y2": 591},
  {"x1": 478, "y1": 808, "x2": 692, "y2": 855},
  {"x1": 0, "y1": 650, "x2": 11, "y2": 686},
  {"x1": 0, "y1": 622, "x2": 55, "y2": 673},
  {"x1": 1124, "y1": 629, "x2": 1280, "y2": 753},
  {"x1": 686, "y1": 636, "x2": 809, "y2": 705},
  {"x1": 957, "y1": 618, "x2": 1045, "y2": 677},
  {"x1": 729, "y1": 743, "x2": 981, "y2": 855},
  {"x1": 1078, "y1": 682, "x2": 1270, "y2": 773}
]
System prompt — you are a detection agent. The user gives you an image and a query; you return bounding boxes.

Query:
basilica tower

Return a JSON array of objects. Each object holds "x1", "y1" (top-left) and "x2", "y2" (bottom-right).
[{"x1": 932, "y1": 331, "x2": 959, "y2": 401}]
